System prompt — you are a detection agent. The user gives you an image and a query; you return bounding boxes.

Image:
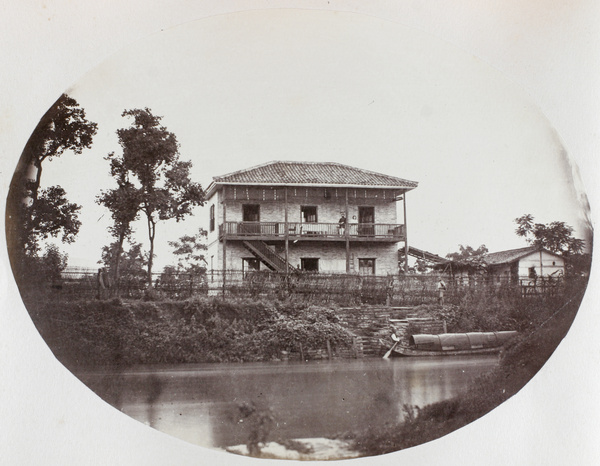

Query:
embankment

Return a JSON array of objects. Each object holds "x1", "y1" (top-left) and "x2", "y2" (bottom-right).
[
  {"x1": 28, "y1": 297, "x2": 355, "y2": 368},
  {"x1": 347, "y1": 284, "x2": 587, "y2": 456}
]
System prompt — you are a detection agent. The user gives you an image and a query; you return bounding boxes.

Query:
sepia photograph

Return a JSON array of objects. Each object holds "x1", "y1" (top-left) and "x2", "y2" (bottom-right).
[{"x1": 1, "y1": 1, "x2": 599, "y2": 464}]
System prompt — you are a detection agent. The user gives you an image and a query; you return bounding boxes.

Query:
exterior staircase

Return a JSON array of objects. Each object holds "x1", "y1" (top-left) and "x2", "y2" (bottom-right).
[{"x1": 242, "y1": 240, "x2": 297, "y2": 273}]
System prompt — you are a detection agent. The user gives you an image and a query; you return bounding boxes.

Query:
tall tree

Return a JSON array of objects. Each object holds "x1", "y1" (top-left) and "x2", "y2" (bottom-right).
[
  {"x1": 97, "y1": 154, "x2": 141, "y2": 289},
  {"x1": 6, "y1": 94, "x2": 97, "y2": 274},
  {"x1": 110, "y1": 108, "x2": 205, "y2": 287},
  {"x1": 514, "y1": 214, "x2": 585, "y2": 255}
]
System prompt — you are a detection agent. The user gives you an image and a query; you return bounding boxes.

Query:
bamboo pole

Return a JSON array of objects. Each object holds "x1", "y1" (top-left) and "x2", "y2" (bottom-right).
[
  {"x1": 222, "y1": 189, "x2": 227, "y2": 298},
  {"x1": 403, "y1": 191, "x2": 408, "y2": 274},
  {"x1": 345, "y1": 188, "x2": 350, "y2": 273},
  {"x1": 285, "y1": 186, "x2": 289, "y2": 290}
]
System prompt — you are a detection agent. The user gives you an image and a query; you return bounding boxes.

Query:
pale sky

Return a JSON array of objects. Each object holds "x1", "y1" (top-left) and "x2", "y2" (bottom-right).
[{"x1": 32, "y1": 9, "x2": 591, "y2": 270}]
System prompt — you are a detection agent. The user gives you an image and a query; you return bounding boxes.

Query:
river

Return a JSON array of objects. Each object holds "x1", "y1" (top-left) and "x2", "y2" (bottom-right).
[{"x1": 75, "y1": 356, "x2": 498, "y2": 450}]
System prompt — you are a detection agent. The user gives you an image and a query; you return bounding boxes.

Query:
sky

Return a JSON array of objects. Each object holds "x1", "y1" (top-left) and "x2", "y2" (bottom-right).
[{"x1": 24, "y1": 9, "x2": 592, "y2": 271}]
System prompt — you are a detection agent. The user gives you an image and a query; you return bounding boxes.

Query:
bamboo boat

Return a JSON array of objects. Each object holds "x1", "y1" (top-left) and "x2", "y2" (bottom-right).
[{"x1": 383, "y1": 331, "x2": 518, "y2": 358}]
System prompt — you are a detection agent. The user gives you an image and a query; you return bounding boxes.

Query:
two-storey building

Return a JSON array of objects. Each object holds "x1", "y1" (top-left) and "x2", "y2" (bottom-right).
[{"x1": 205, "y1": 161, "x2": 418, "y2": 276}]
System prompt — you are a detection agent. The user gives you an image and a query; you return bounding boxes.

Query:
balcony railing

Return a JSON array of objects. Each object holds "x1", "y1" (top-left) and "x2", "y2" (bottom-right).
[{"x1": 219, "y1": 221, "x2": 405, "y2": 240}]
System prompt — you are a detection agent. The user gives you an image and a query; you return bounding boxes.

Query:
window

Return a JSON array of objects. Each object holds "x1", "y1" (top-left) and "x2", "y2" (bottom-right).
[
  {"x1": 301, "y1": 206, "x2": 317, "y2": 223},
  {"x1": 242, "y1": 258, "x2": 260, "y2": 273},
  {"x1": 301, "y1": 258, "x2": 319, "y2": 272},
  {"x1": 209, "y1": 204, "x2": 215, "y2": 232},
  {"x1": 359, "y1": 258, "x2": 376, "y2": 275}
]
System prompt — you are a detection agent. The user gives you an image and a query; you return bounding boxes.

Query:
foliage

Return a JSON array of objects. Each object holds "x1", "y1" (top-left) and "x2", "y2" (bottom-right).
[
  {"x1": 428, "y1": 280, "x2": 583, "y2": 333},
  {"x1": 19, "y1": 93, "x2": 98, "y2": 202},
  {"x1": 515, "y1": 214, "x2": 585, "y2": 255},
  {"x1": 97, "y1": 154, "x2": 142, "y2": 286},
  {"x1": 28, "y1": 298, "x2": 354, "y2": 367},
  {"x1": 22, "y1": 185, "x2": 82, "y2": 255},
  {"x1": 99, "y1": 241, "x2": 147, "y2": 280},
  {"x1": 443, "y1": 244, "x2": 488, "y2": 274},
  {"x1": 565, "y1": 252, "x2": 593, "y2": 276},
  {"x1": 6, "y1": 94, "x2": 96, "y2": 282},
  {"x1": 168, "y1": 228, "x2": 208, "y2": 274},
  {"x1": 446, "y1": 244, "x2": 488, "y2": 262},
  {"x1": 17, "y1": 244, "x2": 68, "y2": 288},
  {"x1": 40, "y1": 244, "x2": 69, "y2": 282},
  {"x1": 107, "y1": 108, "x2": 205, "y2": 286}
]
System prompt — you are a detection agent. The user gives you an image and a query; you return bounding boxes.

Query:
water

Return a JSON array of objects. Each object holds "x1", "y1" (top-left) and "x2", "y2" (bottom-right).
[{"x1": 76, "y1": 356, "x2": 498, "y2": 449}]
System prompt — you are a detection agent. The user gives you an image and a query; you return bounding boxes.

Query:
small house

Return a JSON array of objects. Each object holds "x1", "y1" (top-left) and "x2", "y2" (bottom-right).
[{"x1": 484, "y1": 246, "x2": 565, "y2": 283}]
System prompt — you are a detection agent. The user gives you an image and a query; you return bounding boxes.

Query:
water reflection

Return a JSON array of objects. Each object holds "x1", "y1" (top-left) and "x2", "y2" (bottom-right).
[{"x1": 76, "y1": 357, "x2": 497, "y2": 449}]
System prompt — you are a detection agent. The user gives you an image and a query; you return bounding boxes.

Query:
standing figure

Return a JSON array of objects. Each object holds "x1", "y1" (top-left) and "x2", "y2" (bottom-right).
[
  {"x1": 437, "y1": 278, "x2": 447, "y2": 305},
  {"x1": 338, "y1": 213, "x2": 347, "y2": 235}
]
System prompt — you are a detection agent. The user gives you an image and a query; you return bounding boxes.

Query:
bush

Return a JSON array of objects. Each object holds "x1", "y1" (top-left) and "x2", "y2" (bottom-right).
[{"x1": 27, "y1": 296, "x2": 355, "y2": 367}]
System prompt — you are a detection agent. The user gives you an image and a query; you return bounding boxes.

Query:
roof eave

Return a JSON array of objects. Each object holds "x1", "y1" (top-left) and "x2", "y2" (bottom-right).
[{"x1": 206, "y1": 181, "x2": 417, "y2": 197}]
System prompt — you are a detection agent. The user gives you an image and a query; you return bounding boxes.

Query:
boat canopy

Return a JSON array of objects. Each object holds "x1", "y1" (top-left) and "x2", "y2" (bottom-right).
[{"x1": 409, "y1": 331, "x2": 517, "y2": 351}]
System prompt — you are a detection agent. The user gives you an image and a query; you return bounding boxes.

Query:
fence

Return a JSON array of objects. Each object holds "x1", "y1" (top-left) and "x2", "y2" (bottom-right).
[{"x1": 27, "y1": 269, "x2": 566, "y2": 304}]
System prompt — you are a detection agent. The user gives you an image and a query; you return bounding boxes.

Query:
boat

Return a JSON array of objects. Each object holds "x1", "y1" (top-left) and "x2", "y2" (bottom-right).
[{"x1": 383, "y1": 331, "x2": 518, "y2": 358}]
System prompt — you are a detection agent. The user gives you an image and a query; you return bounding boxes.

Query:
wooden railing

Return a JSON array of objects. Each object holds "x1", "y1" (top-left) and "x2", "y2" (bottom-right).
[{"x1": 219, "y1": 222, "x2": 405, "y2": 240}]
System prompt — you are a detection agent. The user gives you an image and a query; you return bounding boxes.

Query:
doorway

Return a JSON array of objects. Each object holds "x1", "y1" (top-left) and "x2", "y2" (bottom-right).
[{"x1": 358, "y1": 206, "x2": 375, "y2": 236}]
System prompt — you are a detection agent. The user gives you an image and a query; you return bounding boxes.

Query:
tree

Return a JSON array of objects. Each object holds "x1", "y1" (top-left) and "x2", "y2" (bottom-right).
[
  {"x1": 97, "y1": 154, "x2": 141, "y2": 289},
  {"x1": 99, "y1": 241, "x2": 147, "y2": 283},
  {"x1": 445, "y1": 244, "x2": 489, "y2": 275},
  {"x1": 168, "y1": 228, "x2": 208, "y2": 274},
  {"x1": 514, "y1": 214, "x2": 585, "y2": 255},
  {"x1": 446, "y1": 244, "x2": 489, "y2": 262},
  {"x1": 20, "y1": 93, "x2": 98, "y2": 203},
  {"x1": 39, "y1": 244, "x2": 69, "y2": 283},
  {"x1": 109, "y1": 108, "x2": 205, "y2": 287},
  {"x1": 23, "y1": 185, "x2": 82, "y2": 255},
  {"x1": 19, "y1": 243, "x2": 69, "y2": 288},
  {"x1": 6, "y1": 94, "x2": 97, "y2": 278}
]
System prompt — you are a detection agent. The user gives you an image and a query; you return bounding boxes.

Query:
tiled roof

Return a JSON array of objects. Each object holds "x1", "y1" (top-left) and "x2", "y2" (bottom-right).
[
  {"x1": 483, "y1": 246, "x2": 557, "y2": 265},
  {"x1": 212, "y1": 161, "x2": 418, "y2": 189}
]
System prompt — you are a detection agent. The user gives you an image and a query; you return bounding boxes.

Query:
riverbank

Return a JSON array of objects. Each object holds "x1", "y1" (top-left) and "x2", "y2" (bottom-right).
[
  {"x1": 27, "y1": 276, "x2": 587, "y2": 370},
  {"x1": 24, "y1": 279, "x2": 588, "y2": 459},
  {"x1": 28, "y1": 297, "x2": 355, "y2": 367},
  {"x1": 346, "y1": 284, "x2": 587, "y2": 456}
]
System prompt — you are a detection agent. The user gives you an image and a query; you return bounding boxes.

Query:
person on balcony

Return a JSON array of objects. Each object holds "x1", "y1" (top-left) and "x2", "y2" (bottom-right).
[{"x1": 338, "y1": 214, "x2": 347, "y2": 235}]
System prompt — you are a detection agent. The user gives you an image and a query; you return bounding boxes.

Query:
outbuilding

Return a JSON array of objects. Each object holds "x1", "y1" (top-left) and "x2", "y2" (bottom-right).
[{"x1": 484, "y1": 246, "x2": 565, "y2": 283}]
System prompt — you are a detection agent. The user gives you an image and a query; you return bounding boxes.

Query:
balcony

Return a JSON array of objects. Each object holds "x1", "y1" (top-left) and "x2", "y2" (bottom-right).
[{"x1": 219, "y1": 221, "x2": 405, "y2": 242}]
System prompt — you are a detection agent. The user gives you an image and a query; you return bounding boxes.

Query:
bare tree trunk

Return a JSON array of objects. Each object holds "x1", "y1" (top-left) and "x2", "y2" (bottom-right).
[
  {"x1": 113, "y1": 231, "x2": 125, "y2": 296},
  {"x1": 147, "y1": 216, "x2": 156, "y2": 289},
  {"x1": 31, "y1": 160, "x2": 43, "y2": 203}
]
